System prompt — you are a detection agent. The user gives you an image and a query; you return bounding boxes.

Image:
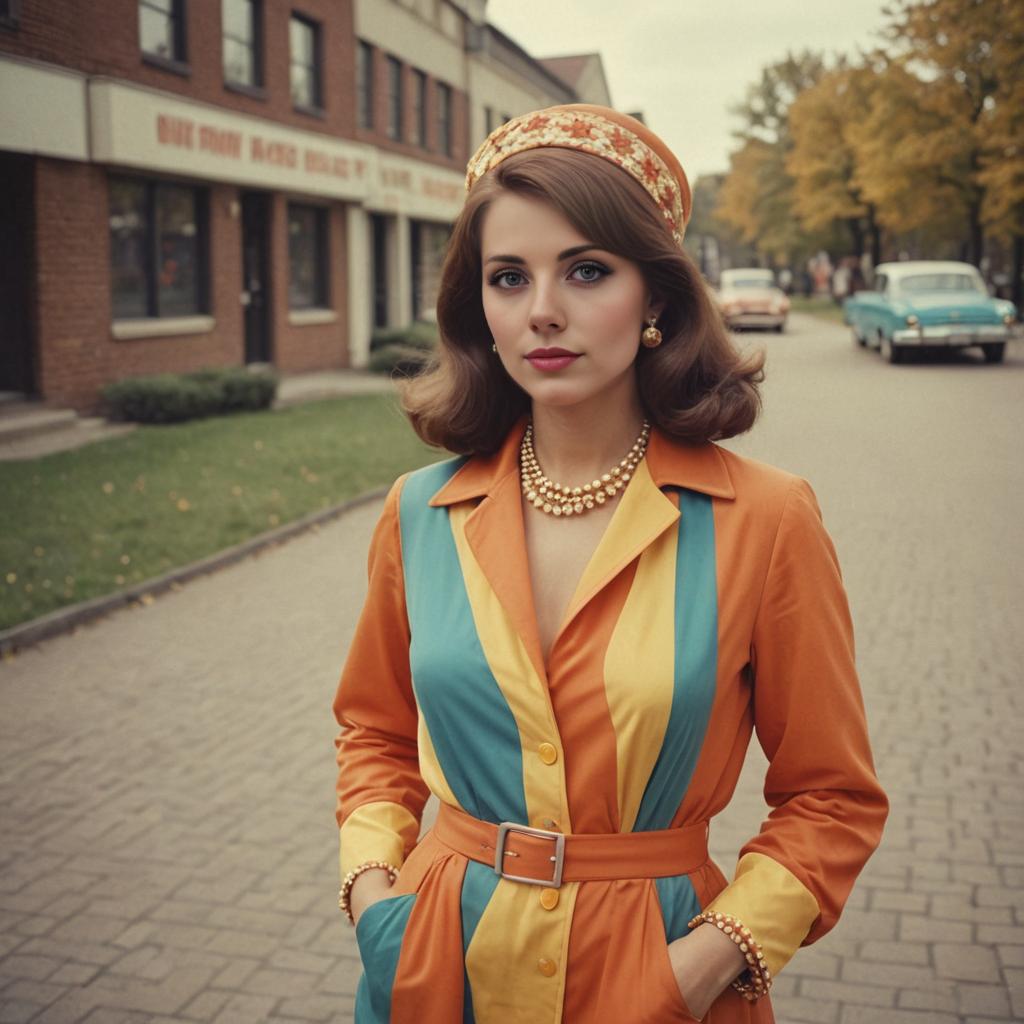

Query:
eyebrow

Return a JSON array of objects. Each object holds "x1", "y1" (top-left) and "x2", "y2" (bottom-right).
[{"x1": 483, "y1": 244, "x2": 603, "y2": 265}]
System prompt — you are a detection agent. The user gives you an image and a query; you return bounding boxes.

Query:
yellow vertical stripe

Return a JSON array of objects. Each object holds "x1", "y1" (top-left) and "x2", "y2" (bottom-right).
[
  {"x1": 465, "y1": 877, "x2": 579, "y2": 1023},
  {"x1": 603, "y1": 524, "x2": 679, "y2": 833}
]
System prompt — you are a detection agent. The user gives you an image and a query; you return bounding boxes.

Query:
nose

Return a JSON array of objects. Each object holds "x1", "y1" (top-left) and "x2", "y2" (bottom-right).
[{"x1": 527, "y1": 277, "x2": 566, "y2": 335}]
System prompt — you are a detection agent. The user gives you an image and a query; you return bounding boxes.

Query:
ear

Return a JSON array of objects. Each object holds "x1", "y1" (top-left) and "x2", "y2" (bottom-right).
[{"x1": 646, "y1": 296, "x2": 667, "y2": 321}]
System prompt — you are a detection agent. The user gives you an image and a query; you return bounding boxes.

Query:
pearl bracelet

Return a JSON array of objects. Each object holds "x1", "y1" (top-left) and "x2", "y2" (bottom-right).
[
  {"x1": 338, "y1": 860, "x2": 399, "y2": 926},
  {"x1": 687, "y1": 910, "x2": 771, "y2": 1002}
]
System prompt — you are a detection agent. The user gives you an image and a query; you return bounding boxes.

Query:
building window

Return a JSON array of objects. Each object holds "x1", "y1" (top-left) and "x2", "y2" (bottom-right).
[
  {"x1": 411, "y1": 220, "x2": 450, "y2": 322},
  {"x1": 411, "y1": 69, "x2": 427, "y2": 147},
  {"x1": 0, "y1": 0, "x2": 20, "y2": 27},
  {"x1": 109, "y1": 177, "x2": 206, "y2": 320},
  {"x1": 386, "y1": 56, "x2": 403, "y2": 141},
  {"x1": 288, "y1": 204, "x2": 329, "y2": 309},
  {"x1": 437, "y1": 81, "x2": 452, "y2": 156},
  {"x1": 289, "y1": 14, "x2": 321, "y2": 110},
  {"x1": 356, "y1": 40, "x2": 374, "y2": 129},
  {"x1": 223, "y1": 0, "x2": 260, "y2": 87},
  {"x1": 139, "y1": 0, "x2": 186, "y2": 64}
]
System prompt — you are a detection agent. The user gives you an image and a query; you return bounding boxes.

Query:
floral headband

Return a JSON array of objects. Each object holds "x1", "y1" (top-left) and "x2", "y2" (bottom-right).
[{"x1": 464, "y1": 105, "x2": 691, "y2": 247}]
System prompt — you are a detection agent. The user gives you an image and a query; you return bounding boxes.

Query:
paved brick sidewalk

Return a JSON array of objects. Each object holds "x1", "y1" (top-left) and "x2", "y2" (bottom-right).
[{"x1": 2, "y1": 314, "x2": 1022, "y2": 1022}]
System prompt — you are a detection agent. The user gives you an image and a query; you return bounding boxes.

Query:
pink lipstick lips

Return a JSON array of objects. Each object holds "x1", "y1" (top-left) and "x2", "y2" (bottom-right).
[{"x1": 526, "y1": 347, "x2": 581, "y2": 372}]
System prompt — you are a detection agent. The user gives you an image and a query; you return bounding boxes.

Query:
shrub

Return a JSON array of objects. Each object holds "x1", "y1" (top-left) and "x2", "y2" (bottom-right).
[
  {"x1": 367, "y1": 344, "x2": 431, "y2": 377},
  {"x1": 370, "y1": 321, "x2": 439, "y2": 352},
  {"x1": 102, "y1": 366, "x2": 279, "y2": 424}
]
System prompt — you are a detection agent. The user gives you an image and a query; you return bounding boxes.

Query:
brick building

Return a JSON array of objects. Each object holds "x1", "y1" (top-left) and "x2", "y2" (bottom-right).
[{"x1": 0, "y1": 0, "x2": 611, "y2": 414}]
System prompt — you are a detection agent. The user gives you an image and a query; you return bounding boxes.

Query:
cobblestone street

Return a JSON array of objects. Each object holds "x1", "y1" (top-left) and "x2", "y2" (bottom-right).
[{"x1": 2, "y1": 312, "x2": 1022, "y2": 1023}]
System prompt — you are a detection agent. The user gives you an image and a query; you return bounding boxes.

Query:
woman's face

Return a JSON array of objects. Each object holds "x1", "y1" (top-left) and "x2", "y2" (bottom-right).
[{"x1": 479, "y1": 191, "x2": 661, "y2": 412}]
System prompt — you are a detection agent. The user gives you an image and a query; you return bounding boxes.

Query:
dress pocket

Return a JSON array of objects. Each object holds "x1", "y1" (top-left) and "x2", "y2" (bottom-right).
[
  {"x1": 353, "y1": 893, "x2": 417, "y2": 1024},
  {"x1": 655, "y1": 933, "x2": 701, "y2": 1022}
]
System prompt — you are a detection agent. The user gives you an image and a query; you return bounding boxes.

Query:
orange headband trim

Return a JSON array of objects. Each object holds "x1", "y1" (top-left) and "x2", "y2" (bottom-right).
[{"x1": 465, "y1": 107, "x2": 690, "y2": 247}]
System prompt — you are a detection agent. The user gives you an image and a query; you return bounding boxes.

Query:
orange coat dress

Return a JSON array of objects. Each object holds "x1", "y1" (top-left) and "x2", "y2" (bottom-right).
[{"x1": 332, "y1": 411, "x2": 888, "y2": 1023}]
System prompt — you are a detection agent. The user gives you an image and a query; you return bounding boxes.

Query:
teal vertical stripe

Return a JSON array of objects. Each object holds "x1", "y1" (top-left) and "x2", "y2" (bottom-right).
[
  {"x1": 654, "y1": 874, "x2": 703, "y2": 942},
  {"x1": 634, "y1": 489, "x2": 718, "y2": 831},
  {"x1": 460, "y1": 860, "x2": 502, "y2": 1024},
  {"x1": 353, "y1": 893, "x2": 417, "y2": 1023},
  {"x1": 399, "y1": 462, "x2": 529, "y2": 825}
]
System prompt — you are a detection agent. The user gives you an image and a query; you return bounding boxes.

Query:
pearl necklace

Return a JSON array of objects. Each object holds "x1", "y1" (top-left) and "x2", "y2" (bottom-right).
[{"x1": 519, "y1": 419, "x2": 652, "y2": 517}]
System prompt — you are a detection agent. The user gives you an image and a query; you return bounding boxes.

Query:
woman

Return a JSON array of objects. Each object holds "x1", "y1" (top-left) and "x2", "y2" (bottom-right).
[{"x1": 332, "y1": 104, "x2": 888, "y2": 1023}]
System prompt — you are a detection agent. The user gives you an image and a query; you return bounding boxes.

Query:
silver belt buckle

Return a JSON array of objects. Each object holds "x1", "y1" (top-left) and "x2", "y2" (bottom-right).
[{"x1": 494, "y1": 822, "x2": 565, "y2": 888}]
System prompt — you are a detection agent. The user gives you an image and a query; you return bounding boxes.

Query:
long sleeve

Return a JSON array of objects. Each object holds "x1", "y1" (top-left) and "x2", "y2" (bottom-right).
[
  {"x1": 703, "y1": 477, "x2": 889, "y2": 981},
  {"x1": 333, "y1": 473, "x2": 430, "y2": 879}
]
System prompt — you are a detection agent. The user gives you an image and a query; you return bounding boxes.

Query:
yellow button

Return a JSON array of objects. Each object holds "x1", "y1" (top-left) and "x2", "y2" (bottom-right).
[
  {"x1": 538, "y1": 742, "x2": 558, "y2": 765},
  {"x1": 540, "y1": 888, "x2": 560, "y2": 910},
  {"x1": 537, "y1": 957, "x2": 558, "y2": 977}
]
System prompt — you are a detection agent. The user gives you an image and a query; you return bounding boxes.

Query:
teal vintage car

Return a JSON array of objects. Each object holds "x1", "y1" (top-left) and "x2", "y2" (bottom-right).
[{"x1": 843, "y1": 260, "x2": 1017, "y2": 364}]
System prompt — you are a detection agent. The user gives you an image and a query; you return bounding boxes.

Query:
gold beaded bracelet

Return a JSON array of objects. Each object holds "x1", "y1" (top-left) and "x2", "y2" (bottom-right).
[
  {"x1": 338, "y1": 860, "x2": 399, "y2": 926},
  {"x1": 687, "y1": 910, "x2": 772, "y2": 1002}
]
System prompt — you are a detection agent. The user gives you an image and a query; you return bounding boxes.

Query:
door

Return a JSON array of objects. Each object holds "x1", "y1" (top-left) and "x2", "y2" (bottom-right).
[
  {"x1": 371, "y1": 213, "x2": 389, "y2": 329},
  {"x1": 241, "y1": 192, "x2": 271, "y2": 364},
  {"x1": 0, "y1": 153, "x2": 37, "y2": 395}
]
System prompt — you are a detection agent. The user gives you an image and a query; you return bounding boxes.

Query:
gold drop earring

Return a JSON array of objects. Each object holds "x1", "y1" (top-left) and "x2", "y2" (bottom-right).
[{"x1": 641, "y1": 316, "x2": 662, "y2": 348}]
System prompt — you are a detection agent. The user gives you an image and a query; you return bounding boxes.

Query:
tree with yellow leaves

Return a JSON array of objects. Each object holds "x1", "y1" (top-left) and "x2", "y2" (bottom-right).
[
  {"x1": 714, "y1": 51, "x2": 828, "y2": 267},
  {"x1": 858, "y1": 0, "x2": 1023, "y2": 269},
  {"x1": 787, "y1": 62, "x2": 884, "y2": 266}
]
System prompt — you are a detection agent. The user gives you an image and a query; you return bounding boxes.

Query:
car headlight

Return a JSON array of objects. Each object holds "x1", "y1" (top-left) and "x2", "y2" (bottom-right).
[
  {"x1": 906, "y1": 314, "x2": 920, "y2": 327},
  {"x1": 1004, "y1": 313, "x2": 1015, "y2": 325}
]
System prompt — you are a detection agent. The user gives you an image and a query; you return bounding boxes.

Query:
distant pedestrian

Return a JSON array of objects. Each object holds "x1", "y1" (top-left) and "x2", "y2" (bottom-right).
[{"x1": 332, "y1": 104, "x2": 888, "y2": 1023}]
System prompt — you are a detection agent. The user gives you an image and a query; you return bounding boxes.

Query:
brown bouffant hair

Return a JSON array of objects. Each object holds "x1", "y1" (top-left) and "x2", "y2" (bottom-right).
[{"x1": 397, "y1": 147, "x2": 764, "y2": 455}]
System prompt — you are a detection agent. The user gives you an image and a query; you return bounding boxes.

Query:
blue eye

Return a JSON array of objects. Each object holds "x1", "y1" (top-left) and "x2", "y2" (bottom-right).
[
  {"x1": 572, "y1": 261, "x2": 609, "y2": 283},
  {"x1": 490, "y1": 269, "x2": 525, "y2": 288}
]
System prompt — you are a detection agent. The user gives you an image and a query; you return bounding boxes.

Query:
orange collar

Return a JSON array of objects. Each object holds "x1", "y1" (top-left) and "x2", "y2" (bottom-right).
[{"x1": 428, "y1": 412, "x2": 735, "y2": 508}]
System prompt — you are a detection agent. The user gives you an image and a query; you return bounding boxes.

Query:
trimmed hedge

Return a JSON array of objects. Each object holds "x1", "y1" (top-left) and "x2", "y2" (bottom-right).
[
  {"x1": 101, "y1": 366, "x2": 280, "y2": 424},
  {"x1": 369, "y1": 322, "x2": 439, "y2": 352},
  {"x1": 367, "y1": 321, "x2": 438, "y2": 377}
]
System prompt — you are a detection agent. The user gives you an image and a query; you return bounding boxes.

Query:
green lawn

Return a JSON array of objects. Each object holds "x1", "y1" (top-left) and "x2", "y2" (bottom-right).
[
  {"x1": 789, "y1": 295, "x2": 848, "y2": 325},
  {"x1": 0, "y1": 394, "x2": 445, "y2": 632}
]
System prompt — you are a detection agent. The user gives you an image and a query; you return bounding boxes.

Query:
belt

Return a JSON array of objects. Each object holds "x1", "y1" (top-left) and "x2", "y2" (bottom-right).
[{"x1": 433, "y1": 802, "x2": 709, "y2": 888}]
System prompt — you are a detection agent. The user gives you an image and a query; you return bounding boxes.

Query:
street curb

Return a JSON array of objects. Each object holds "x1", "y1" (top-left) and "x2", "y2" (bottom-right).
[{"x1": 0, "y1": 484, "x2": 391, "y2": 658}]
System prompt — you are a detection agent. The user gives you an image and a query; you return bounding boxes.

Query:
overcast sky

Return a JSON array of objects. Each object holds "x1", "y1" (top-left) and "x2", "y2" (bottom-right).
[{"x1": 485, "y1": 0, "x2": 890, "y2": 182}]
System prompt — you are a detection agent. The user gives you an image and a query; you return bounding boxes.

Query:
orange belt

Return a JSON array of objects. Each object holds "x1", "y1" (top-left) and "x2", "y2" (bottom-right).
[{"x1": 433, "y1": 802, "x2": 709, "y2": 888}]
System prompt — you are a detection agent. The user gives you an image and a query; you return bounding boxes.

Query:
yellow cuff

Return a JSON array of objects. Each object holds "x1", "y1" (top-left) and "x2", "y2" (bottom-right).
[
  {"x1": 338, "y1": 800, "x2": 420, "y2": 879},
  {"x1": 704, "y1": 852, "x2": 819, "y2": 977}
]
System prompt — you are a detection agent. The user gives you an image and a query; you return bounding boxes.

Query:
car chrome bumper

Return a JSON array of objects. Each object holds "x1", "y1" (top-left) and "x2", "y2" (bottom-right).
[
  {"x1": 893, "y1": 324, "x2": 1011, "y2": 345},
  {"x1": 726, "y1": 313, "x2": 786, "y2": 328}
]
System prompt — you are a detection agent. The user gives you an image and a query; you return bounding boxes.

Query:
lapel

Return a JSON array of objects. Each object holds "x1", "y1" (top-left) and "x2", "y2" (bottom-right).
[{"x1": 427, "y1": 411, "x2": 736, "y2": 685}]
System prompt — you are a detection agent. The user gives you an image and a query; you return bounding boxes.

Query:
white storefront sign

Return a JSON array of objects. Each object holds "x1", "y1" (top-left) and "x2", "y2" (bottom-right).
[
  {"x1": 89, "y1": 80, "x2": 372, "y2": 202},
  {"x1": 2, "y1": 59, "x2": 466, "y2": 219},
  {"x1": 88, "y1": 80, "x2": 466, "y2": 220},
  {"x1": 0, "y1": 57, "x2": 90, "y2": 161}
]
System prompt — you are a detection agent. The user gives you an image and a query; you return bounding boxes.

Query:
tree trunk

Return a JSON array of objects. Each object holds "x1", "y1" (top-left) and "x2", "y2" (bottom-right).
[
  {"x1": 967, "y1": 200, "x2": 984, "y2": 268},
  {"x1": 866, "y1": 204, "x2": 882, "y2": 267},
  {"x1": 846, "y1": 217, "x2": 864, "y2": 257},
  {"x1": 1013, "y1": 230, "x2": 1023, "y2": 310}
]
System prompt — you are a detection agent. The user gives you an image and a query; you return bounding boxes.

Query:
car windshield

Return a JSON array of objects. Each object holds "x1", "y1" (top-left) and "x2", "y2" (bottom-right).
[
  {"x1": 897, "y1": 273, "x2": 985, "y2": 295},
  {"x1": 723, "y1": 276, "x2": 773, "y2": 289}
]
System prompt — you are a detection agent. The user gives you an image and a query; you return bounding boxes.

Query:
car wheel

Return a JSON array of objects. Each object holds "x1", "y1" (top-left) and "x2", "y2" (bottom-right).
[
  {"x1": 852, "y1": 326, "x2": 866, "y2": 347},
  {"x1": 880, "y1": 333, "x2": 904, "y2": 364},
  {"x1": 773, "y1": 322, "x2": 785, "y2": 334},
  {"x1": 982, "y1": 342, "x2": 1006, "y2": 364}
]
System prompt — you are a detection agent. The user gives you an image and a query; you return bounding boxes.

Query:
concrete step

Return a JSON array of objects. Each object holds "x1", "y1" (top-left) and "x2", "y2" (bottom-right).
[
  {"x1": 0, "y1": 396, "x2": 137, "y2": 460},
  {"x1": 0, "y1": 399, "x2": 80, "y2": 442}
]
